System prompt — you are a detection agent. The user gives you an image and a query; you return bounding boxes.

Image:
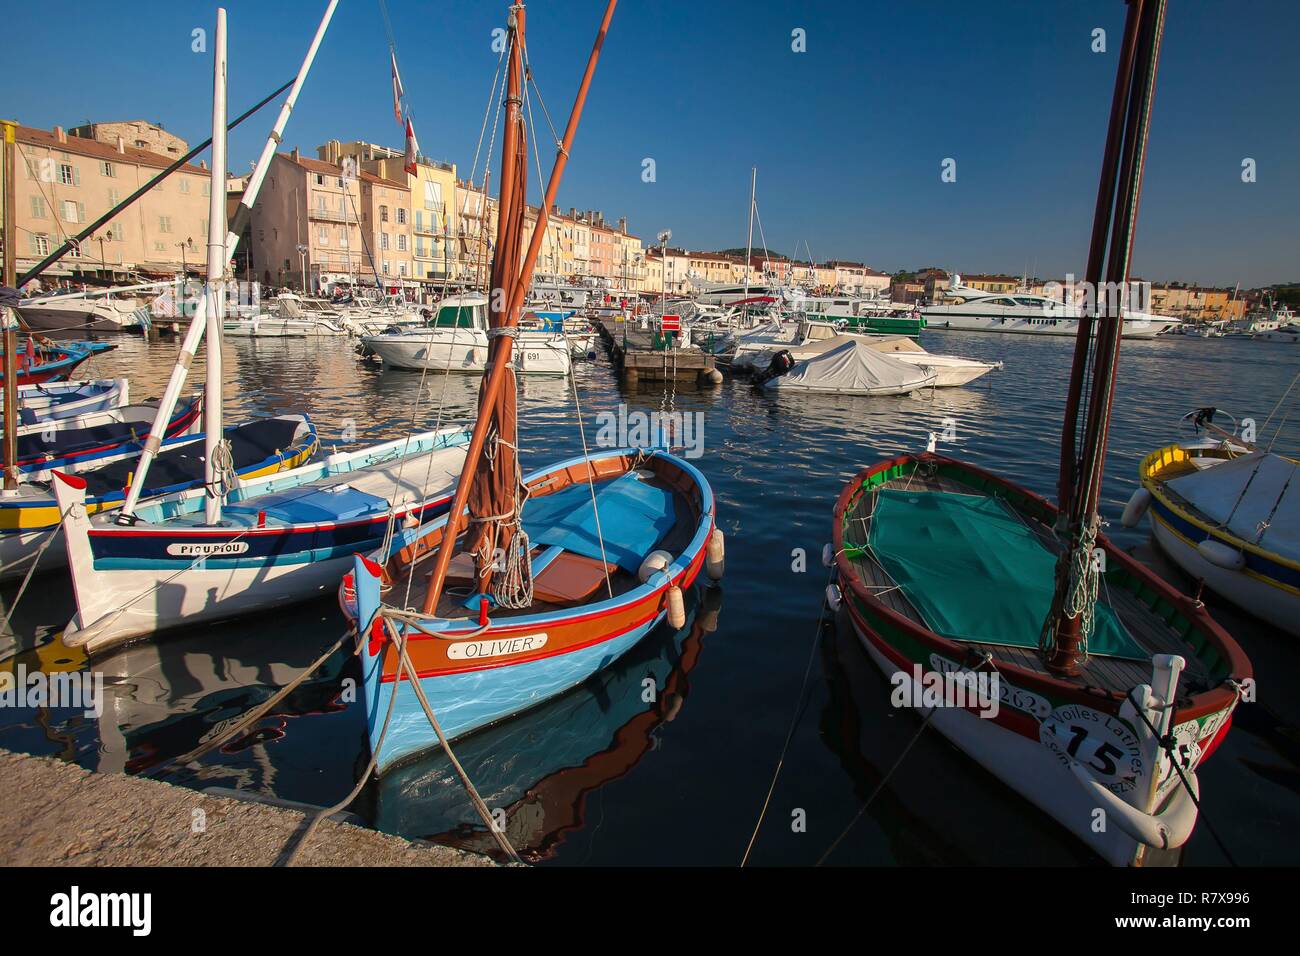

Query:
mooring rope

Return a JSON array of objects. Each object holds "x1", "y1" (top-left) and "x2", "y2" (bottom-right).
[
  {"x1": 741, "y1": 563, "x2": 835, "y2": 866},
  {"x1": 1123, "y1": 686, "x2": 1238, "y2": 866},
  {"x1": 816, "y1": 652, "x2": 998, "y2": 865}
]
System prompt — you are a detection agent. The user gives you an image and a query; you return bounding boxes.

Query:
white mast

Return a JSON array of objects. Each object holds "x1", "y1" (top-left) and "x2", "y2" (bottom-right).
[
  {"x1": 202, "y1": 8, "x2": 229, "y2": 525},
  {"x1": 743, "y1": 166, "x2": 755, "y2": 300},
  {"x1": 116, "y1": 0, "x2": 339, "y2": 522}
]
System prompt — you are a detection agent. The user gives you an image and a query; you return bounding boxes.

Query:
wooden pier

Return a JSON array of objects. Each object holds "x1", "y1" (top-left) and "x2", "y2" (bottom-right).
[{"x1": 595, "y1": 317, "x2": 721, "y2": 387}]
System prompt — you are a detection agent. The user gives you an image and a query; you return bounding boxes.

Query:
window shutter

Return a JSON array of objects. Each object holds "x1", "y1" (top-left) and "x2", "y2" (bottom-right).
[
  {"x1": 77, "y1": 202, "x2": 85, "y2": 223},
  {"x1": 73, "y1": 166, "x2": 81, "y2": 186}
]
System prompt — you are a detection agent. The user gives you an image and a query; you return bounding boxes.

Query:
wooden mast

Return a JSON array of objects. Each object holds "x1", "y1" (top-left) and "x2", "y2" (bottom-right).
[
  {"x1": 420, "y1": 0, "x2": 619, "y2": 616},
  {"x1": 1, "y1": 119, "x2": 18, "y2": 490},
  {"x1": 1044, "y1": 0, "x2": 1167, "y2": 673}
]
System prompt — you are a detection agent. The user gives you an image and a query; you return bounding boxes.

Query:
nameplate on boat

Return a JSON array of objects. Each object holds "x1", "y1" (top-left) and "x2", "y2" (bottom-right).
[
  {"x1": 447, "y1": 633, "x2": 548, "y2": 660},
  {"x1": 930, "y1": 653, "x2": 1050, "y2": 718},
  {"x1": 165, "y1": 541, "x2": 250, "y2": 557}
]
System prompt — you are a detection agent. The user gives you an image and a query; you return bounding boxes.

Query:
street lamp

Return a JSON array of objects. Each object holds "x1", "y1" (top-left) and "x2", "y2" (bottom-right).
[
  {"x1": 297, "y1": 244, "x2": 308, "y2": 294},
  {"x1": 657, "y1": 229, "x2": 671, "y2": 311},
  {"x1": 177, "y1": 237, "x2": 194, "y2": 276},
  {"x1": 95, "y1": 229, "x2": 113, "y2": 278}
]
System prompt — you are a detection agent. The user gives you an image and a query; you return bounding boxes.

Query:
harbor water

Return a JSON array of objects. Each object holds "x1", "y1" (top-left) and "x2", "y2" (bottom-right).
[{"x1": 2, "y1": 330, "x2": 1297, "y2": 865}]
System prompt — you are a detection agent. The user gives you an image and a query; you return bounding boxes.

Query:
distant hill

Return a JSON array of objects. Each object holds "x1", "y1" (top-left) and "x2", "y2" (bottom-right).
[{"x1": 713, "y1": 247, "x2": 788, "y2": 260}]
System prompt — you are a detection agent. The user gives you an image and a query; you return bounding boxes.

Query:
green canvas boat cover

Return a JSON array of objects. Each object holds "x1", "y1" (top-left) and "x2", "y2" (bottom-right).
[{"x1": 867, "y1": 489, "x2": 1146, "y2": 660}]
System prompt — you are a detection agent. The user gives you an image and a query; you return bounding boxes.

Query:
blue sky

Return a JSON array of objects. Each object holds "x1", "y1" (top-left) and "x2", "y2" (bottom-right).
[{"x1": 4, "y1": 0, "x2": 1296, "y2": 286}]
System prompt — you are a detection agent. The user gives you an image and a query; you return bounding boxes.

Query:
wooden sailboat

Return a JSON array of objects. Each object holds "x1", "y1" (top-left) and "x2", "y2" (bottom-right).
[
  {"x1": 830, "y1": 0, "x2": 1251, "y2": 866},
  {"x1": 342, "y1": 0, "x2": 723, "y2": 774},
  {"x1": 50, "y1": 2, "x2": 471, "y2": 654}
]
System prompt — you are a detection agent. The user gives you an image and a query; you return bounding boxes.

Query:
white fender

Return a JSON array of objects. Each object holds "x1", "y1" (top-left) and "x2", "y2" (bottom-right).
[
  {"x1": 1120, "y1": 488, "x2": 1151, "y2": 528},
  {"x1": 826, "y1": 583, "x2": 842, "y2": 612},
  {"x1": 1068, "y1": 761, "x2": 1201, "y2": 850},
  {"x1": 821, "y1": 542, "x2": 835, "y2": 569},
  {"x1": 638, "y1": 549, "x2": 674, "y2": 584},
  {"x1": 1197, "y1": 538, "x2": 1245, "y2": 571},
  {"x1": 926, "y1": 432, "x2": 938, "y2": 453},
  {"x1": 705, "y1": 529, "x2": 725, "y2": 581},
  {"x1": 665, "y1": 585, "x2": 686, "y2": 629}
]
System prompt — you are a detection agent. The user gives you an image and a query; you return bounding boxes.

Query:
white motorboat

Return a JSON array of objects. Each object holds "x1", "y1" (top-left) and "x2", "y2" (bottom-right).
[
  {"x1": 922, "y1": 278, "x2": 1180, "y2": 338},
  {"x1": 1253, "y1": 323, "x2": 1300, "y2": 343},
  {"x1": 361, "y1": 294, "x2": 572, "y2": 375},
  {"x1": 224, "y1": 292, "x2": 349, "y2": 337},
  {"x1": 749, "y1": 332, "x2": 1000, "y2": 386},
  {"x1": 17, "y1": 290, "x2": 149, "y2": 333},
  {"x1": 760, "y1": 337, "x2": 937, "y2": 396}
]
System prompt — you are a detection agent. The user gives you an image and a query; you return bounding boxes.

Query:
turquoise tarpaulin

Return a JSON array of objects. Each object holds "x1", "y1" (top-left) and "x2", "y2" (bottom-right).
[
  {"x1": 867, "y1": 489, "x2": 1146, "y2": 660},
  {"x1": 522, "y1": 473, "x2": 675, "y2": 573}
]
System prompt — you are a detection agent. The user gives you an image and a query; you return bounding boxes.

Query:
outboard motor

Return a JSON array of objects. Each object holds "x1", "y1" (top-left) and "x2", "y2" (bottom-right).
[{"x1": 753, "y1": 349, "x2": 796, "y2": 386}]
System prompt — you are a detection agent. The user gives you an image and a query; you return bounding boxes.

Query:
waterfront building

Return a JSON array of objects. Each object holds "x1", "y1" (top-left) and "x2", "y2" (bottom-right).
[
  {"x1": 357, "y1": 169, "x2": 415, "y2": 291},
  {"x1": 245, "y1": 149, "x2": 362, "y2": 293},
  {"x1": 9, "y1": 123, "x2": 212, "y2": 284},
  {"x1": 959, "y1": 273, "x2": 1020, "y2": 293}
]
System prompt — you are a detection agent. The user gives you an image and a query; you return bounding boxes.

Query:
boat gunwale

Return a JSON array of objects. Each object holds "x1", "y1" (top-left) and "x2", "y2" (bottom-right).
[
  {"x1": 344, "y1": 447, "x2": 715, "y2": 643},
  {"x1": 832, "y1": 451, "x2": 1251, "y2": 724}
]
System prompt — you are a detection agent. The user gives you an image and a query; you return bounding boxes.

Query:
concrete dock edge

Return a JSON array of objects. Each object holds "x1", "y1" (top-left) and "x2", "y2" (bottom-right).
[{"x1": 0, "y1": 748, "x2": 496, "y2": 867}]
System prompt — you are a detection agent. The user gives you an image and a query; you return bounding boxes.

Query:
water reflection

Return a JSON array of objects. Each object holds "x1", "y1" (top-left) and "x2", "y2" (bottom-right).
[{"x1": 364, "y1": 585, "x2": 722, "y2": 862}]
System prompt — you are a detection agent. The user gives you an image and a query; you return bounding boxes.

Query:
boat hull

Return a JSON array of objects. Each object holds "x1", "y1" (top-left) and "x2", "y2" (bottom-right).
[
  {"x1": 922, "y1": 313, "x2": 1176, "y2": 339},
  {"x1": 18, "y1": 300, "x2": 146, "y2": 333},
  {"x1": 363, "y1": 331, "x2": 572, "y2": 376},
  {"x1": 345, "y1": 448, "x2": 716, "y2": 773},
  {"x1": 848, "y1": 610, "x2": 1169, "y2": 866},
  {"x1": 52, "y1": 430, "x2": 467, "y2": 652}
]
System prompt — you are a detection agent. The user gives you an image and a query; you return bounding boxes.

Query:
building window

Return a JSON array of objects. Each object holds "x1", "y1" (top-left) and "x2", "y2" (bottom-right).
[
  {"x1": 398, "y1": 262, "x2": 407, "y2": 276},
  {"x1": 31, "y1": 234, "x2": 49, "y2": 256},
  {"x1": 154, "y1": 241, "x2": 166, "y2": 252},
  {"x1": 380, "y1": 205, "x2": 389, "y2": 222},
  {"x1": 179, "y1": 178, "x2": 190, "y2": 194},
  {"x1": 107, "y1": 188, "x2": 120, "y2": 207},
  {"x1": 100, "y1": 161, "x2": 115, "y2": 177},
  {"x1": 382, "y1": 260, "x2": 390, "y2": 275},
  {"x1": 68, "y1": 241, "x2": 82, "y2": 259},
  {"x1": 59, "y1": 163, "x2": 76, "y2": 185},
  {"x1": 30, "y1": 196, "x2": 46, "y2": 218},
  {"x1": 315, "y1": 174, "x2": 324, "y2": 186},
  {"x1": 396, "y1": 207, "x2": 406, "y2": 225},
  {"x1": 396, "y1": 234, "x2": 407, "y2": 251},
  {"x1": 318, "y1": 227, "x2": 328, "y2": 245},
  {"x1": 202, "y1": 181, "x2": 210, "y2": 196},
  {"x1": 61, "y1": 200, "x2": 83, "y2": 223},
  {"x1": 380, "y1": 233, "x2": 390, "y2": 250},
  {"x1": 158, "y1": 215, "x2": 172, "y2": 233}
]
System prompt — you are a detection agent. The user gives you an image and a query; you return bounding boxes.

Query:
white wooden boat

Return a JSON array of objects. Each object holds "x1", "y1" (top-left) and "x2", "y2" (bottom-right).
[
  {"x1": 1134, "y1": 443, "x2": 1299, "y2": 637},
  {"x1": 2, "y1": 379, "x2": 129, "y2": 425}
]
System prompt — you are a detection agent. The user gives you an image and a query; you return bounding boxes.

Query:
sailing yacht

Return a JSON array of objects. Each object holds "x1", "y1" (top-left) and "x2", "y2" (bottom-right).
[{"x1": 923, "y1": 278, "x2": 1180, "y2": 338}]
